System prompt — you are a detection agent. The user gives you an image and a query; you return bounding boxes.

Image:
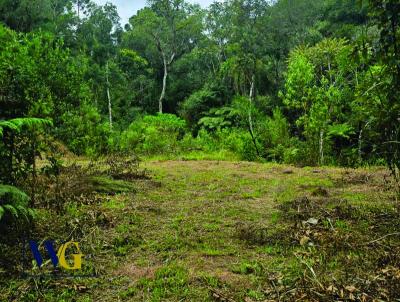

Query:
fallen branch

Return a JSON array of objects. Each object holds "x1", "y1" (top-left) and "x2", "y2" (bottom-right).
[{"x1": 365, "y1": 232, "x2": 400, "y2": 245}]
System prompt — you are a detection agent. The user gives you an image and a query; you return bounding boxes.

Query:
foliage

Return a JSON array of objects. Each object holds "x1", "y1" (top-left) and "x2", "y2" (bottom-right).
[
  {"x1": 198, "y1": 107, "x2": 237, "y2": 131},
  {"x1": 0, "y1": 117, "x2": 52, "y2": 185},
  {"x1": 58, "y1": 102, "x2": 111, "y2": 156},
  {"x1": 258, "y1": 108, "x2": 291, "y2": 162},
  {"x1": 0, "y1": 0, "x2": 395, "y2": 169},
  {"x1": 365, "y1": 0, "x2": 400, "y2": 178},
  {"x1": 180, "y1": 82, "x2": 230, "y2": 131},
  {"x1": 281, "y1": 38, "x2": 358, "y2": 165},
  {"x1": 0, "y1": 117, "x2": 49, "y2": 226},
  {"x1": 0, "y1": 185, "x2": 32, "y2": 223},
  {"x1": 120, "y1": 114, "x2": 186, "y2": 155},
  {"x1": 0, "y1": 24, "x2": 90, "y2": 123}
]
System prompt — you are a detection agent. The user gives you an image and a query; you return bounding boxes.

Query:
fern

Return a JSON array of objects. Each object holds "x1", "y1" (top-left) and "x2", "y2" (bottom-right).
[
  {"x1": 327, "y1": 123, "x2": 354, "y2": 139},
  {"x1": 0, "y1": 117, "x2": 52, "y2": 137},
  {"x1": 0, "y1": 184, "x2": 33, "y2": 222},
  {"x1": 198, "y1": 107, "x2": 236, "y2": 131}
]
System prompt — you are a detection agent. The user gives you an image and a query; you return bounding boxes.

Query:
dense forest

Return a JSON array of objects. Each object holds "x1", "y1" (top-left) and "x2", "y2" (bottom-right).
[
  {"x1": 1, "y1": 0, "x2": 399, "y2": 165},
  {"x1": 1, "y1": 0, "x2": 400, "y2": 301}
]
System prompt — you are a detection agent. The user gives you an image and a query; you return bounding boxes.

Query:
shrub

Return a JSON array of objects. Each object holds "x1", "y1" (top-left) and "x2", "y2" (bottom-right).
[
  {"x1": 180, "y1": 82, "x2": 230, "y2": 132},
  {"x1": 59, "y1": 102, "x2": 112, "y2": 156},
  {"x1": 283, "y1": 138, "x2": 318, "y2": 166},
  {"x1": 258, "y1": 109, "x2": 291, "y2": 162},
  {"x1": 120, "y1": 114, "x2": 187, "y2": 155},
  {"x1": 0, "y1": 117, "x2": 53, "y2": 185},
  {"x1": 194, "y1": 128, "x2": 257, "y2": 161}
]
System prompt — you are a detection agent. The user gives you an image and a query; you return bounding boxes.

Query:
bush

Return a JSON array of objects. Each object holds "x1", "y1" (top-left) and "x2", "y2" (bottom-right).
[
  {"x1": 59, "y1": 102, "x2": 112, "y2": 156},
  {"x1": 194, "y1": 128, "x2": 257, "y2": 161},
  {"x1": 120, "y1": 114, "x2": 187, "y2": 155},
  {"x1": 180, "y1": 82, "x2": 230, "y2": 132},
  {"x1": 258, "y1": 109, "x2": 291, "y2": 162},
  {"x1": 283, "y1": 138, "x2": 318, "y2": 166}
]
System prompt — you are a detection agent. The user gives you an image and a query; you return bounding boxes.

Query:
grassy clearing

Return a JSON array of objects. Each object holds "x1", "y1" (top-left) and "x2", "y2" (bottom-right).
[{"x1": 0, "y1": 160, "x2": 399, "y2": 301}]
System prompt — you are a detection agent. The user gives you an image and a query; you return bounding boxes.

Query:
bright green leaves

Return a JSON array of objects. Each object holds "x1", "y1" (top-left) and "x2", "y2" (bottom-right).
[
  {"x1": 198, "y1": 107, "x2": 237, "y2": 131},
  {"x1": 0, "y1": 24, "x2": 89, "y2": 122},
  {"x1": 0, "y1": 118, "x2": 52, "y2": 137},
  {"x1": 281, "y1": 38, "x2": 357, "y2": 165},
  {"x1": 327, "y1": 124, "x2": 355, "y2": 140},
  {"x1": 282, "y1": 49, "x2": 315, "y2": 112},
  {"x1": 120, "y1": 114, "x2": 187, "y2": 155}
]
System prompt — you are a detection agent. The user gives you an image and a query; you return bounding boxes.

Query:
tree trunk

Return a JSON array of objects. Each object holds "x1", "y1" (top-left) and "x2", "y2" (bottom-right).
[
  {"x1": 358, "y1": 120, "x2": 371, "y2": 164},
  {"x1": 358, "y1": 127, "x2": 363, "y2": 164},
  {"x1": 30, "y1": 137, "x2": 36, "y2": 207},
  {"x1": 159, "y1": 55, "x2": 168, "y2": 114},
  {"x1": 248, "y1": 74, "x2": 260, "y2": 157},
  {"x1": 249, "y1": 75, "x2": 255, "y2": 137},
  {"x1": 319, "y1": 129, "x2": 324, "y2": 166},
  {"x1": 106, "y1": 61, "x2": 113, "y2": 129}
]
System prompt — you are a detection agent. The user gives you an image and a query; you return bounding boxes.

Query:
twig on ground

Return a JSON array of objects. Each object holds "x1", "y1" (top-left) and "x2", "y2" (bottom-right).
[{"x1": 364, "y1": 232, "x2": 400, "y2": 245}]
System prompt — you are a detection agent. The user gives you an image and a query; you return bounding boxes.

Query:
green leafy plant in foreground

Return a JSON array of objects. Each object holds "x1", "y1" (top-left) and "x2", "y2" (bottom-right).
[{"x1": 0, "y1": 185, "x2": 33, "y2": 223}]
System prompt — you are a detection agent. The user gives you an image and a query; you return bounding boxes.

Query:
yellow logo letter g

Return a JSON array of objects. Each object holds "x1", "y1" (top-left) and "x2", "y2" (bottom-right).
[{"x1": 57, "y1": 242, "x2": 84, "y2": 270}]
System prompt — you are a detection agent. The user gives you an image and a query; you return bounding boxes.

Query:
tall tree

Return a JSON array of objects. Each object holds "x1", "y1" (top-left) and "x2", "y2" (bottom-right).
[
  {"x1": 126, "y1": 0, "x2": 202, "y2": 113},
  {"x1": 77, "y1": 2, "x2": 122, "y2": 128},
  {"x1": 366, "y1": 0, "x2": 400, "y2": 177}
]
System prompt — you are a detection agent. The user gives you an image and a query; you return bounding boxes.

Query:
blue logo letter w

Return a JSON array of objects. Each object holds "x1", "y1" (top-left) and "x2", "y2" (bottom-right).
[{"x1": 29, "y1": 240, "x2": 59, "y2": 268}]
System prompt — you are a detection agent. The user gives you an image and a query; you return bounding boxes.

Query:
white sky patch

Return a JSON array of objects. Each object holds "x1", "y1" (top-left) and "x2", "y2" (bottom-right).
[{"x1": 93, "y1": 0, "x2": 217, "y2": 26}]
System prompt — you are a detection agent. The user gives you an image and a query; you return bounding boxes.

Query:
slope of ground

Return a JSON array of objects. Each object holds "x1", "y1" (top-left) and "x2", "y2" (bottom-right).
[{"x1": 1, "y1": 160, "x2": 399, "y2": 301}]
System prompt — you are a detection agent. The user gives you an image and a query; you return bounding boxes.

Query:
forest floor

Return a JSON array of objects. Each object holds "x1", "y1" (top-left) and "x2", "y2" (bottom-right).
[{"x1": 1, "y1": 159, "x2": 400, "y2": 301}]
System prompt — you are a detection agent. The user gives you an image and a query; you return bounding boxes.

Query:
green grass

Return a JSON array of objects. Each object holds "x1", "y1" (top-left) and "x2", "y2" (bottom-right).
[
  {"x1": 1, "y1": 159, "x2": 398, "y2": 301},
  {"x1": 89, "y1": 176, "x2": 135, "y2": 194}
]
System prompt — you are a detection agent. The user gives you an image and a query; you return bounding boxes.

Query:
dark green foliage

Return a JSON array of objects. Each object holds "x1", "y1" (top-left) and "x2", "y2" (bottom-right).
[
  {"x1": 180, "y1": 82, "x2": 230, "y2": 131},
  {"x1": 0, "y1": 117, "x2": 52, "y2": 185},
  {"x1": 58, "y1": 102, "x2": 111, "y2": 156},
  {"x1": 0, "y1": 0, "x2": 399, "y2": 174},
  {"x1": 0, "y1": 117, "x2": 49, "y2": 226},
  {"x1": 366, "y1": 0, "x2": 400, "y2": 178},
  {"x1": 0, "y1": 185, "x2": 32, "y2": 223},
  {"x1": 0, "y1": 25, "x2": 89, "y2": 122},
  {"x1": 198, "y1": 107, "x2": 237, "y2": 131}
]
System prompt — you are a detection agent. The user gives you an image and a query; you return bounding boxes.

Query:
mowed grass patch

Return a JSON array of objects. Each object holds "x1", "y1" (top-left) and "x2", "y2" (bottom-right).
[{"x1": 1, "y1": 160, "x2": 398, "y2": 301}]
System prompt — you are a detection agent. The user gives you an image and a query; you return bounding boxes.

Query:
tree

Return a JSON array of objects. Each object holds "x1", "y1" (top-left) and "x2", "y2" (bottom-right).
[
  {"x1": 366, "y1": 0, "x2": 400, "y2": 178},
  {"x1": 282, "y1": 39, "x2": 356, "y2": 165},
  {"x1": 76, "y1": 2, "x2": 122, "y2": 128},
  {"x1": 217, "y1": 0, "x2": 270, "y2": 157},
  {"x1": 126, "y1": 0, "x2": 202, "y2": 113}
]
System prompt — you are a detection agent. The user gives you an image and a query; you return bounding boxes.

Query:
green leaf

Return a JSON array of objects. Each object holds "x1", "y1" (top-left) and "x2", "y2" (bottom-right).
[
  {"x1": 0, "y1": 118, "x2": 52, "y2": 136},
  {"x1": 0, "y1": 206, "x2": 4, "y2": 221},
  {"x1": 327, "y1": 124, "x2": 354, "y2": 139},
  {"x1": 3, "y1": 205, "x2": 18, "y2": 218}
]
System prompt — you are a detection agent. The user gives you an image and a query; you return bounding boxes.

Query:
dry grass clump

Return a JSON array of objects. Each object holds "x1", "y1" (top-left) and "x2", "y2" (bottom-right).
[{"x1": 265, "y1": 195, "x2": 400, "y2": 301}]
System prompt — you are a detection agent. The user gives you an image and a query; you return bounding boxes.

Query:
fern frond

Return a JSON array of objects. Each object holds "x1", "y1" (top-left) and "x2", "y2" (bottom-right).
[
  {"x1": 0, "y1": 185, "x2": 31, "y2": 222},
  {"x1": 7, "y1": 117, "x2": 52, "y2": 129},
  {"x1": 0, "y1": 121, "x2": 18, "y2": 137},
  {"x1": 0, "y1": 185, "x2": 30, "y2": 204},
  {"x1": 3, "y1": 204, "x2": 18, "y2": 218},
  {"x1": 0, "y1": 118, "x2": 52, "y2": 137}
]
